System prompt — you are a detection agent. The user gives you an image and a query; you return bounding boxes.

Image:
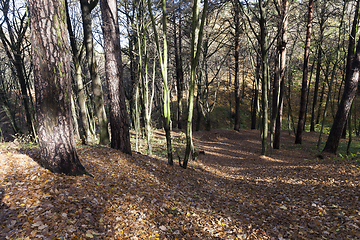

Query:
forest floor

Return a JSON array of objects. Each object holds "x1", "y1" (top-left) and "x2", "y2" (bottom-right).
[{"x1": 1, "y1": 129, "x2": 360, "y2": 239}]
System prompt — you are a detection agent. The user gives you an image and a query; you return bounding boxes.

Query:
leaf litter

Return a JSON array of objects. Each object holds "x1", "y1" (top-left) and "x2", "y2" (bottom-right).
[{"x1": 0, "y1": 129, "x2": 359, "y2": 239}]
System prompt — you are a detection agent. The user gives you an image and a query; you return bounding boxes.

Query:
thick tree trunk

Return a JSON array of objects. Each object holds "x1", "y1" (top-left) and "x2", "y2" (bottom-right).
[
  {"x1": 30, "y1": 0, "x2": 86, "y2": 175},
  {"x1": 100, "y1": 0, "x2": 132, "y2": 154},
  {"x1": 80, "y1": 0, "x2": 109, "y2": 145},
  {"x1": 295, "y1": 0, "x2": 314, "y2": 144},
  {"x1": 323, "y1": 41, "x2": 360, "y2": 154},
  {"x1": 323, "y1": 0, "x2": 360, "y2": 154}
]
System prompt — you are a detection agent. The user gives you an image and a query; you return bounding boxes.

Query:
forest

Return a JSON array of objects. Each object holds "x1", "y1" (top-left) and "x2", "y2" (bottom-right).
[{"x1": 1, "y1": 0, "x2": 360, "y2": 239}]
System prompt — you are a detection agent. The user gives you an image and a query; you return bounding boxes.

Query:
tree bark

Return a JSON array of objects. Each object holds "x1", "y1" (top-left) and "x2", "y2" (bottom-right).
[
  {"x1": 148, "y1": 0, "x2": 173, "y2": 164},
  {"x1": 183, "y1": 0, "x2": 208, "y2": 168},
  {"x1": 259, "y1": 0, "x2": 269, "y2": 155},
  {"x1": 323, "y1": 41, "x2": 360, "y2": 154},
  {"x1": 80, "y1": 0, "x2": 109, "y2": 145},
  {"x1": 30, "y1": 0, "x2": 87, "y2": 175},
  {"x1": 323, "y1": 0, "x2": 360, "y2": 154},
  {"x1": 173, "y1": 9, "x2": 184, "y2": 130},
  {"x1": 233, "y1": 0, "x2": 241, "y2": 131},
  {"x1": 295, "y1": 0, "x2": 314, "y2": 144},
  {"x1": 65, "y1": 0, "x2": 93, "y2": 145},
  {"x1": 251, "y1": 50, "x2": 260, "y2": 130},
  {"x1": 100, "y1": 0, "x2": 132, "y2": 154},
  {"x1": 274, "y1": 0, "x2": 288, "y2": 149}
]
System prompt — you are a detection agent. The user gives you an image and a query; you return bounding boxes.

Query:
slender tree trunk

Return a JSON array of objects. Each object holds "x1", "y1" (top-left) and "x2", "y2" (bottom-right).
[
  {"x1": 137, "y1": 1, "x2": 153, "y2": 155},
  {"x1": 30, "y1": 0, "x2": 87, "y2": 175},
  {"x1": 80, "y1": 0, "x2": 109, "y2": 145},
  {"x1": 0, "y1": 9, "x2": 36, "y2": 139},
  {"x1": 183, "y1": 0, "x2": 208, "y2": 168},
  {"x1": 100, "y1": 0, "x2": 131, "y2": 154},
  {"x1": 148, "y1": 0, "x2": 173, "y2": 164},
  {"x1": 259, "y1": 0, "x2": 269, "y2": 155},
  {"x1": 71, "y1": 93, "x2": 80, "y2": 140},
  {"x1": 310, "y1": 2, "x2": 326, "y2": 132},
  {"x1": 66, "y1": 0, "x2": 93, "y2": 144},
  {"x1": 0, "y1": 91, "x2": 20, "y2": 133},
  {"x1": 251, "y1": 50, "x2": 261, "y2": 130},
  {"x1": 196, "y1": 76, "x2": 202, "y2": 131},
  {"x1": 274, "y1": 0, "x2": 288, "y2": 149},
  {"x1": 317, "y1": 2, "x2": 347, "y2": 149},
  {"x1": 295, "y1": 0, "x2": 314, "y2": 144},
  {"x1": 310, "y1": 46, "x2": 323, "y2": 131},
  {"x1": 233, "y1": 0, "x2": 241, "y2": 131},
  {"x1": 173, "y1": 9, "x2": 184, "y2": 130},
  {"x1": 304, "y1": 59, "x2": 316, "y2": 129}
]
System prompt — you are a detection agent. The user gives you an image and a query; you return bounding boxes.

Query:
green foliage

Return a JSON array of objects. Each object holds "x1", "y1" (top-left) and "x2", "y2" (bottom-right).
[
  {"x1": 337, "y1": 139, "x2": 360, "y2": 161},
  {"x1": 304, "y1": 124, "x2": 331, "y2": 134}
]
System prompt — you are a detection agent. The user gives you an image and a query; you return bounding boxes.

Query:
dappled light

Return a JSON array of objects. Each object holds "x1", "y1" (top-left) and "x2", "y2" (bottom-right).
[{"x1": 1, "y1": 129, "x2": 360, "y2": 239}]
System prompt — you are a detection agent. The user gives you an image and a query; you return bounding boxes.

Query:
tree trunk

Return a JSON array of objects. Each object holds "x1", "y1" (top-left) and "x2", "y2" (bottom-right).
[
  {"x1": 295, "y1": 0, "x2": 314, "y2": 144},
  {"x1": 80, "y1": 0, "x2": 109, "y2": 145},
  {"x1": 274, "y1": 0, "x2": 288, "y2": 149},
  {"x1": 310, "y1": 2, "x2": 326, "y2": 132},
  {"x1": 148, "y1": 0, "x2": 173, "y2": 164},
  {"x1": 233, "y1": 0, "x2": 241, "y2": 131},
  {"x1": 323, "y1": 0, "x2": 360, "y2": 154},
  {"x1": 30, "y1": 0, "x2": 87, "y2": 175},
  {"x1": 100, "y1": 0, "x2": 132, "y2": 154},
  {"x1": 137, "y1": 0, "x2": 153, "y2": 155},
  {"x1": 65, "y1": 0, "x2": 93, "y2": 145},
  {"x1": 251, "y1": 50, "x2": 261, "y2": 130},
  {"x1": 342, "y1": 0, "x2": 360, "y2": 139},
  {"x1": 259, "y1": 0, "x2": 269, "y2": 155},
  {"x1": 173, "y1": 9, "x2": 184, "y2": 130},
  {"x1": 183, "y1": 0, "x2": 208, "y2": 168},
  {"x1": 71, "y1": 93, "x2": 80, "y2": 140},
  {"x1": 0, "y1": 4, "x2": 36, "y2": 139}
]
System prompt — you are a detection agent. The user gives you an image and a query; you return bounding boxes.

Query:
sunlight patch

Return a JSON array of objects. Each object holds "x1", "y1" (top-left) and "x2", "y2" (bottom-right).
[{"x1": 259, "y1": 155, "x2": 285, "y2": 163}]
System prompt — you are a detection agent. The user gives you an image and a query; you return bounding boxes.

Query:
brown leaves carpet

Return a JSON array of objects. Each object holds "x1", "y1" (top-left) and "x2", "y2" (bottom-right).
[{"x1": 1, "y1": 129, "x2": 360, "y2": 239}]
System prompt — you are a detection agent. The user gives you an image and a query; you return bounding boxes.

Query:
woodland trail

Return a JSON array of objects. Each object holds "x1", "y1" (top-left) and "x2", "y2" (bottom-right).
[{"x1": 1, "y1": 129, "x2": 360, "y2": 239}]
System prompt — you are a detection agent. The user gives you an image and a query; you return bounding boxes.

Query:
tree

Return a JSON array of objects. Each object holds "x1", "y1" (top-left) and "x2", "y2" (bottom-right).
[
  {"x1": 322, "y1": 0, "x2": 360, "y2": 154},
  {"x1": 80, "y1": 0, "x2": 110, "y2": 145},
  {"x1": 100, "y1": 0, "x2": 132, "y2": 154},
  {"x1": 0, "y1": 0, "x2": 36, "y2": 139},
  {"x1": 310, "y1": 0, "x2": 327, "y2": 132},
  {"x1": 182, "y1": 0, "x2": 208, "y2": 168},
  {"x1": 295, "y1": 0, "x2": 314, "y2": 144},
  {"x1": 29, "y1": 0, "x2": 87, "y2": 175},
  {"x1": 172, "y1": 3, "x2": 185, "y2": 130},
  {"x1": 233, "y1": 0, "x2": 241, "y2": 131},
  {"x1": 273, "y1": 0, "x2": 288, "y2": 150},
  {"x1": 65, "y1": 0, "x2": 94, "y2": 145},
  {"x1": 148, "y1": 0, "x2": 173, "y2": 165}
]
